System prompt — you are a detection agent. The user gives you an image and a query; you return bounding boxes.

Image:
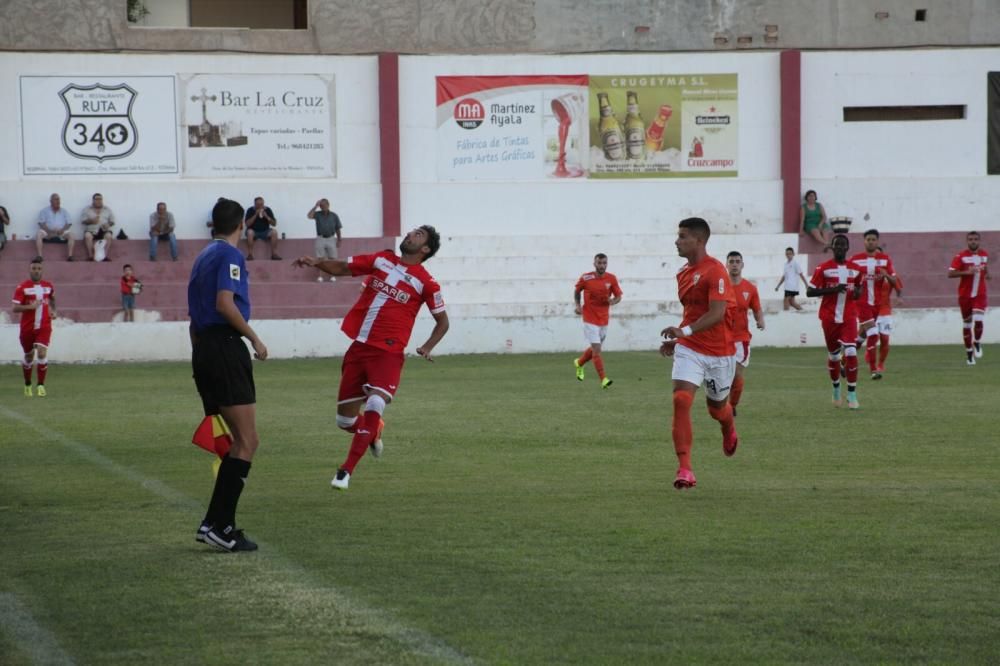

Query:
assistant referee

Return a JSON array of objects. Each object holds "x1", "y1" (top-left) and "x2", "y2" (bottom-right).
[{"x1": 189, "y1": 198, "x2": 269, "y2": 552}]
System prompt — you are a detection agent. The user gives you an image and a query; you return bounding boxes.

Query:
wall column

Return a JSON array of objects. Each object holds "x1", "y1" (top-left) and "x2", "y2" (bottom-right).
[
  {"x1": 780, "y1": 50, "x2": 801, "y2": 234},
  {"x1": 378, "y1": 52, "x2": 401, "y2": 238}
]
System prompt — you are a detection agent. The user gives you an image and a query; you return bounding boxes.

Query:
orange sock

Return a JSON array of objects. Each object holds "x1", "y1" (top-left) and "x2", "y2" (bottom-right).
[
  {"x1": 730, "y1": 375, "x2": 744, "y2": 407},
  {"x1": 672, "y1": 391, "x2": 694, "y2": 469},
  {"x1": 593, "y1": 353, "x2": 606, "y2": 380},
  {"x1": 578, "y1": 348, "x2": 594, "y2": 365},
  {"x1": 707, "y1": 402, "x2": 735, "y2": 438}
]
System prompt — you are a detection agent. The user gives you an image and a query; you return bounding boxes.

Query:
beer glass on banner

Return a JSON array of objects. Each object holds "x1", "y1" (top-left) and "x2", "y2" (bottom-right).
[{"x1": 550, "y1": 92, "x2": 585, "y2": 177}]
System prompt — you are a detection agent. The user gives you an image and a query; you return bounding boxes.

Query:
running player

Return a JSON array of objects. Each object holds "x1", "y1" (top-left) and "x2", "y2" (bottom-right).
[
  {"x1": 573, "y1": 253, "x2": 623, "y2": 389},
  {"x1": 873, "y1": 266, "x2": 903, "y2": 376},
  {"x1": 849, "y1": 229, "x2": 898, "y2": 380},
  {"x1": 948, "y1": 231, "x2": 989, "y2": 365},
  {"x1": 725, "y1": 251, "x2": 765, "y2": 416},
  {"x1": 12, "y1": 256, "x2": 56, "y2": 397}
]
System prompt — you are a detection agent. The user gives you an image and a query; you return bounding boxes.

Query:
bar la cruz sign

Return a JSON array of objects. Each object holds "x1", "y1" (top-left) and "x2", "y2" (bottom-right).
[{"x1": 59, "y1": 83, "x2": 139, "y2": 162}]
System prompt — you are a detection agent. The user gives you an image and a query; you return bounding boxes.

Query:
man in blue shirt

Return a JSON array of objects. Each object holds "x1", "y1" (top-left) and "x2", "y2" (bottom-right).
[{"x1": 189, "y1": 198, "x2": 269, "y2": 552}]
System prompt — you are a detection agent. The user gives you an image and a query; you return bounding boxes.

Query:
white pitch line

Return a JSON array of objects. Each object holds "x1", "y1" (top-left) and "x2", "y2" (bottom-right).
[
  {"x1": 1, "y1": 406, "x2": 472, "y2": 664},
  {"x1": 0, "y1": 592, "x2": 76, "y2": 666}
]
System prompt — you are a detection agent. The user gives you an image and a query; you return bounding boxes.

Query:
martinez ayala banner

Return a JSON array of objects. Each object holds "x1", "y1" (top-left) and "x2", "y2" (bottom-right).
[
  {"x1": 436, "y1": 75, "x2": 590, "y2": 180},
  {"x1": 19, "y1": 76, "x2": 179, "y2": 175},
  {"x1": 181, "y1": 73, "x2": 335, "y2": 178},
  {"x1": 588, "y1": 74, "x2": 738, "y2": 178}
]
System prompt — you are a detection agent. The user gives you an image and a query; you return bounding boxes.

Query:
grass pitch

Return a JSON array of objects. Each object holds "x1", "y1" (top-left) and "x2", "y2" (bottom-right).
[{"x1": 1, "y1": 346, "x2": 998, "y2": 664}]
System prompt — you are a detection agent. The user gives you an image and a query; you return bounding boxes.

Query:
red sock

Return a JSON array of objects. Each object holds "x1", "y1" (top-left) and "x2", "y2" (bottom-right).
[
  {"x1": 827, "y1": 356, "x2": 841, "y2": 382},
  {"x1": 878, "y1": 334, "x2": 890, "y2": 366},
  {"x1": 730, "y1": 375, "x2": 744, "y2": 407},
  {"x1": 593, "y1": 353, "x2": 606, "y2": 380},
  {"x1": 36, "y1": 360, "x2": 48, "y2": 385},
  {"x1": 672, "y1": 391, "x2": 694, "y2": 469},
  {"x1": 963, "y1": 324, "x2": 973, "y2": 350},
  {"x1": 578, "y1": 348, "x2": 594, "y2": 366},
  {"x1": 974, "y1": 320, "x2": 984, "y2": 343},
  {"x1": 707, "y1": 402, "x2": 735, "y2": 438},
  {"x1": 22, "y1": 361, "x2": 33, "y2": 385},
  {"x1": 865, "y1": 334, "x2": 878, "y2": 371},
  {"x1": 845, "y1": 352, "x2": 859, "y2": 384},
  {"x1": 342, "y1": 410, "x2": 381, "y2": 473}
]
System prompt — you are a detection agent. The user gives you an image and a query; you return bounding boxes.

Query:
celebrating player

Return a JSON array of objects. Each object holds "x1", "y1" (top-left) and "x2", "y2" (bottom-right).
[
  {"x1": 948, "y1": 231, "x2": 989, "y2": 365},
  {"x1": 660, "y1": 217, "x2": 738, "y2": 491},
  {"x1": 725, "y1": 251, "x2": 765, "y2": 416},
  {"x1": 849, "y1": 229, "x2": 898, "y2": 380},
  {"x1": 12, "y1": 256, "x2": 56, "y2": 397},
  {"x1": 573, "y1": 253, "x2": 623, "y2": 389},
  {"x1": 294, "y1": 225, "x2": 449, "y2": 491},
  {"x1": 806, "y1": 234, "x2": 863, "y2": 409}
]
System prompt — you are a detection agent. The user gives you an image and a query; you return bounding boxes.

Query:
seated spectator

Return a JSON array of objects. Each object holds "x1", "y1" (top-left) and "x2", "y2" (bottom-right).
[
  {"x1": 149, "y1": 202, "x2": 178, "y2": 261},
  {"x1": 81, "y1": 193, "x2": 115, "y2": 261},
  {"x1": 35, "y1": 193, "x2": 76, "y2": 261},
  {"x1": 244, "y1": 196, "x2": 281, "y2": 260},
  {"x1": 0, "y1": 203, "x2": 8, "y2": 255}
]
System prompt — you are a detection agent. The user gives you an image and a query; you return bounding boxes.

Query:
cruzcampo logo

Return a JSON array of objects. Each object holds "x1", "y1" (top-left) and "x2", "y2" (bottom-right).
[{"x1": 59, "y1": 83, "x2": 138, "y2": 162}]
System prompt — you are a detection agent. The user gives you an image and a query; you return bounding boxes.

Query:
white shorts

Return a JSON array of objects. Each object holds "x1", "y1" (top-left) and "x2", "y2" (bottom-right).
[
  {"x1": 876, "y1": 316, "x2": 893, "y2": 335},
  {"x1": 734, "y1": 340, "x2": 751, "y2": 368},
  {"x1": 671, "y1": 344, "x2": 736, "y2": 401},
  {"x1": 315, "y1": 236, "x2": 338, "y2": 259},
  {"x1": 583, "y1": 323, "x2": 607, "y2": 345}
]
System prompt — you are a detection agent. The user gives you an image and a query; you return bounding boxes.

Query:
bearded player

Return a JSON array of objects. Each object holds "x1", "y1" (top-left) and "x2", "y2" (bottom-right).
[
  {"x1": 849, "y1": 229, "x2": 898, "y2": 380},
  {"x1": 725, "y1": 251, "x2": 765, "y2": 416},
  {"x1": 948, "y1": 231, "x2": 989, "y2": 365},
  {"x1": 573, "y1": 253, "x2": 623, "y2": 389}
]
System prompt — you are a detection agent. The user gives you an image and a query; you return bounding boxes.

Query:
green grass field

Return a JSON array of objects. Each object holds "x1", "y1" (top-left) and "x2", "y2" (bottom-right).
[{"x1": 2, "y1": 346, "x2": 998, "y2": 664}]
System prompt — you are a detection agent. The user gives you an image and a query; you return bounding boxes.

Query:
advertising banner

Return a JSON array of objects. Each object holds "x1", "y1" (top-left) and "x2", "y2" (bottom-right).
[
  {"x1": 436, "y1": 75, "x2": 590, "y2": 181},
  {"x1": 588, "y1": 74, "x2": 738, "y2": 178},
  {"x1": 181, "y1": 74, "x2": 335, "y2": 178},
  {"x1": 20, "y1": 76, "x2": 178, "y2": 176}
]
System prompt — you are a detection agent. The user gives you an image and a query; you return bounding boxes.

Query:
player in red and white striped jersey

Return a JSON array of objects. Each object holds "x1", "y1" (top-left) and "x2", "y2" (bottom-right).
[
  {"x1": 849, "y1": 229, "x2": 898, "y2": 379},
  {"x1": 948, "y1": 231, "x2": 989, "y2": 365},
  {"x1": 807, "y1": 235, "x2": 864, "y2": 409},
  {"x1": 12, "y1": 256, "x2": 57, "y2": 397},
  {"x1": 294, "y1": 226, "x2": 449, "y2": 490}
]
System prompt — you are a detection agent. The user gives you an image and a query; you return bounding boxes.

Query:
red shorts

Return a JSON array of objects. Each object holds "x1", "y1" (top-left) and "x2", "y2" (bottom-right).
[
  {"x1": 855, "y1": 302, "x2": 878, "y2": 324},
  {"x1": 338, "y1": 341, "x2": 405, "y2": 404},
  {"x1": 958, "y1": 294, "x2": 988, "y2": 319},
  {"x1": 821, "y1": 318, "x2": 858, "y2": 353},
  {"x1": 20, "y1": 327, "x2": 52, "y2": 354}
]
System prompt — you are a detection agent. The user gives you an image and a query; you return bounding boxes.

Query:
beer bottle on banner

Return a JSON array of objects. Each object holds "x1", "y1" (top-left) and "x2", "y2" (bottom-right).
[
  {"x1": 624, "y1": 91, "x2": 645, "y2": 160},
  {"x1": 644, "y1": 104, "x2": 673, "y2": 156},
  {"x1": 597, "y1": 92, "x2": 625, "y2": 161}
]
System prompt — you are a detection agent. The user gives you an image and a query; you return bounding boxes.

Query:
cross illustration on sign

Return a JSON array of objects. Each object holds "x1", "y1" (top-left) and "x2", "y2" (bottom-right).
[{"x1": 191, "y1": 87, "x2": 217, "y2": 125}]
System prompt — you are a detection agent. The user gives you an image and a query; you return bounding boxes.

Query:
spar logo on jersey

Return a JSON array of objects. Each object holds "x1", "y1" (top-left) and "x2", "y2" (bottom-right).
[
  {"x1": 454, "y1": 98, "x2": 485, "y2": 129},
  {"x1": 369, "y1": 277, "x2": 411, "y2": 303}
]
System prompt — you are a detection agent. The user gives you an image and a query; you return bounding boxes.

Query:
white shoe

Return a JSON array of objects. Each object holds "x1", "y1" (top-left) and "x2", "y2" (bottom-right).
[
  {"x1": 328, "y1": 276, "x2": 336, "y2": 282},
  {"x1": 331, "y1": 468, "x2": 350, "y2": 490},
  {"x1": 974, "y1": 343, "x2": 983, "y2": 359},
  {"x1": 369, "y1": 437, "x2": 383, "y2": 459},
  {"x1": 316, "y1": 276, "x2": 324, "y2": 282}
]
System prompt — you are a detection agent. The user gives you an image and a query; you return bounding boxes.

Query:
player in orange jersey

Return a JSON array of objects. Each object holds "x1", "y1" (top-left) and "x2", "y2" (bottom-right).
[
  {"x1": 660, "y1": 218, "x2": 738, "y2": 490},
  {"x1": 725, "y1": 251, "x2": 765, "y2": 417},
  {"x1": 873, "y1": 264, "x2": 903, "y2": 376},
  {"x1": 573, "y1": 253, "x2": 623, "y2": 389}
]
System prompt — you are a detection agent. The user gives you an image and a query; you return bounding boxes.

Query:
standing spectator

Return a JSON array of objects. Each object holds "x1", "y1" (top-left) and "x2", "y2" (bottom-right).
[
  {"x1": 0, "y1": 204, "x2": 9, "y2": 255},
  {"x1": 120, "y1": 264, "x2": 141, "y2": 322},
  {"x1": 948, "y1": 231, "x2": 989, "y2": 365},
  {"x1": 774, "y1": 247, "x2": 809, "y2": 311},
  {"x1": 799, "y1": 190, "x2": 831, "y2": 246},
  {"x1": 572, "y1": 253, "x2": 623, "y2": 388},
  {"x1": 292, "y1": 225, "x2": 449, "y2": 491},
  {"x1": 189, "y1": 198, "x2": 269, "y2": 552},
  {"x1": 149, "y1": 202, "x2": 179, "y2": 261},
  {"x1": 659, "y1": 217, "x2": 739, "y2": 491},
  {"x1": 12, "y1": 256, "x2": 57, "y2": 397},
  {"x1": 306, "y1": 198, "x2": 342, "y2": 281},
  {"x1": 81, "y1": 193, "x2": 115, "y2": 261},
  {"x1": 244, "y1": 196, "x2": 281, "y2": 260},
  {"x1": 35, "y1": 193, "x2": 76, "y2": 261}
]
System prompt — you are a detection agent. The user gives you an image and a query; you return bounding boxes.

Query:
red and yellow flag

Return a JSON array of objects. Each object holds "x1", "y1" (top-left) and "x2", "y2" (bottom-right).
[{"x1": 192, "y1": 414, "x2": 232, "y2": 458}]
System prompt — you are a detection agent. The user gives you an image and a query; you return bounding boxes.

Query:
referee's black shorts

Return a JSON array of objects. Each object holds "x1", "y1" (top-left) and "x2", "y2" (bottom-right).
[{"x1": 192, "y1": 325, "x2": 256, "y2": 415}]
